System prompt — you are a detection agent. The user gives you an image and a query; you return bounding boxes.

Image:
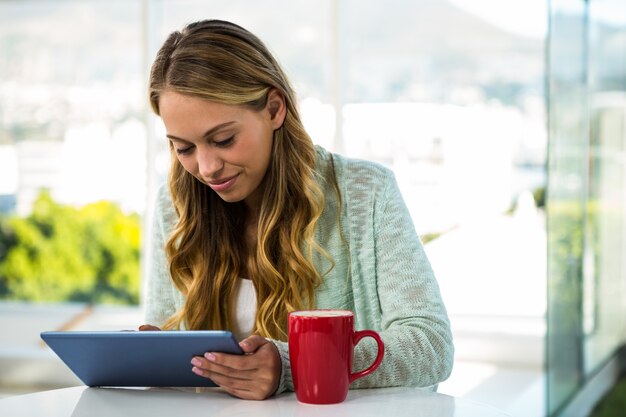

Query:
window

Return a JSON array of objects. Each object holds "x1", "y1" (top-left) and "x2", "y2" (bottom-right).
[{"x1": 1, "y1": 3, "x2": 551, "y2": 411}]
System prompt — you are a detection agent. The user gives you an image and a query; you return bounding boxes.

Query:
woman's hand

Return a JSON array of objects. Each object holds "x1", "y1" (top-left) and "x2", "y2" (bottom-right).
[
  {"x1": 191, "y1": 335, "x2": 281, "y2": 400},
  {"x1": 138, "y1": 324, "x2": 161, "y2": 331}
]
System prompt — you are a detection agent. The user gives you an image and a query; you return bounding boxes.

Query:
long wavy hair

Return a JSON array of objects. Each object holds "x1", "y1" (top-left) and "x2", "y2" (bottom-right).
[{"x1": 149, "y1": 20, "x2": 335, "y2": 340}]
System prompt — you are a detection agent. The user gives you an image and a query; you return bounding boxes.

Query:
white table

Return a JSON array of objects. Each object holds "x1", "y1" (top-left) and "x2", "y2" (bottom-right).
[{"x1": 0, "y1": 386, "x2": 511, "y2": 417}]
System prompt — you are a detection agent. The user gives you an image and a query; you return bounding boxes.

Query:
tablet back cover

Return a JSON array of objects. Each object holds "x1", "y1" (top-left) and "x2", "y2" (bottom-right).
[{"x1": 40, "y1": 331, "x2": 242, "y2": 387}]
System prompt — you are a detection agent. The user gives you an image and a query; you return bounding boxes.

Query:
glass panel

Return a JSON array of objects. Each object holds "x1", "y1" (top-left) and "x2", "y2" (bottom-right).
[
  {"x1": 546, "y1": 0, "x2": 587, "y2": 414},
  {"x1": 547, "y1": 0, "x2": 626, "y2": 415},
  {"x1": 583, "y1": 0, "x2": 626, "y2": 374},
  {"x1": 0, "y1": 1, "x2": 144, "y2": 304}
]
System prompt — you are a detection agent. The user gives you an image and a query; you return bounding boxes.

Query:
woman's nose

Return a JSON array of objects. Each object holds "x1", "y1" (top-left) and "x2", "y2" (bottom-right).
[{"x1": 197, "y1": 147, "x2": 223, "y2": 179}]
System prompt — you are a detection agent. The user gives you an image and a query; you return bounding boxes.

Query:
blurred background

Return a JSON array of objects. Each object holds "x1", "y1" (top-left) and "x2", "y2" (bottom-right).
[{"x1": 0, "y1": 1, "x2": 624, "y2": 416}]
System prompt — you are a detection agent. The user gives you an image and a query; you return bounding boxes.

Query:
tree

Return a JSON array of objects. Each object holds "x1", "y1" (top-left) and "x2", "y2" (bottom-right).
[{"x1": 0, "y1": 191, "x2": 140, "y2": 304}]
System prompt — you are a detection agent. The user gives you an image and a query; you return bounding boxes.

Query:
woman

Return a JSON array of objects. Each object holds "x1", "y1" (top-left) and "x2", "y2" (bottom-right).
[{"x1": 143, "y1": 19, "x2": 453, "y2": 400}]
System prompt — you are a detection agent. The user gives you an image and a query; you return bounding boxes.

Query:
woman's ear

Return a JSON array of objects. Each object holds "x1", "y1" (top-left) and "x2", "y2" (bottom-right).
[{"x1": 266, "y1": 88, "x2": 287, "y2": 130}]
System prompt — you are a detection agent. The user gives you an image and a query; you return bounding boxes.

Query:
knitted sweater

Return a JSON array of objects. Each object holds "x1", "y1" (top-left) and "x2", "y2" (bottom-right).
[{"x1": 144, "y1": 146, "x2": 454, "y2": 394}]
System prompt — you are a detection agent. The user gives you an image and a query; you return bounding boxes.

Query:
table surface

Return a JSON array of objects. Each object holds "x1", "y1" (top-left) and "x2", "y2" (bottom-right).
[{"x1": 0, "y1": 386, "x2": 511, "y2": 417}]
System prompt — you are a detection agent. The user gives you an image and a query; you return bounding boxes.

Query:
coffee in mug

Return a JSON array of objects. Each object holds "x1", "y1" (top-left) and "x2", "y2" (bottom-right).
[{"x1": 288, "y1": 309, "x2": 385, "y2": 404}]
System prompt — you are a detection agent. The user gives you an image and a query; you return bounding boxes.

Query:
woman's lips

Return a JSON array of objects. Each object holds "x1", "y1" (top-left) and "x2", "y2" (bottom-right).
[{"x1": 208, "y1": 174, "x2": 238, "y2": 192}]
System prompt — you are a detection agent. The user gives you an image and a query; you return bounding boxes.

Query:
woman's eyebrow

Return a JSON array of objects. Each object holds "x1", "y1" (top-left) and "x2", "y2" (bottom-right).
[
  {"x1": 166, "y1": 121, "x2": 237, "y2": 143},
  {"x1": 166, "y1": 135, "x2": 191, "y2": 144}
]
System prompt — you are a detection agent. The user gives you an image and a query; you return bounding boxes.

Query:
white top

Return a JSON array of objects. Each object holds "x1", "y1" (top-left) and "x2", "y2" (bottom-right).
[
  {"x1": 0, "y1": 386, "x2": 512, "y2": 417},
  {"x1": 230, "y1": 279, "x2": 257, "y2": 341}
]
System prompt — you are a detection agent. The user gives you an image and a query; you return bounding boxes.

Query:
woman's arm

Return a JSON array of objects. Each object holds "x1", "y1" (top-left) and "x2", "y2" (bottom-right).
[
  {"x1": 144, "y1": 185, "x2": 178, "y2": 327},
  {"x1": 269, "y1": 168, "x2": 453, "y2": 393},
  {"x1": 350, "y1": 171, "x2": 454, "y2": 389}
]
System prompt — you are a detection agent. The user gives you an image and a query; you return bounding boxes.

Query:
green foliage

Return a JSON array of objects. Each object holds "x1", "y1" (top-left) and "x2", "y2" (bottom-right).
[
  {"x1": 590, "y1": 374, "x2": 626, "y2": 417},
  {"x1": 0, "y1": 191, "x2": 140, "y2": 304},
  {"x1": 421, "y1": 232, "x2": 442, "y2": 244},
  {"x1": 546, "y1": 199, "x2": 585, "y2": 342},
  {"x1": 532, "y1": 186, "x2": 545, "y2": 208}
]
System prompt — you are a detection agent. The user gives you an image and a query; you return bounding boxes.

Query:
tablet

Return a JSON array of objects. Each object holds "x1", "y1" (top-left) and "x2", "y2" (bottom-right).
[{"x1": 40, "y1": 330, "x2": 243, "y2": 387}]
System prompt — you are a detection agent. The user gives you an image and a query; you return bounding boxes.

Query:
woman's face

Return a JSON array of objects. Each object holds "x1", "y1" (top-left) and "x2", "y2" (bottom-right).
[{"x1": 159, "y1": 90, "x2": 285, "y2": 210}]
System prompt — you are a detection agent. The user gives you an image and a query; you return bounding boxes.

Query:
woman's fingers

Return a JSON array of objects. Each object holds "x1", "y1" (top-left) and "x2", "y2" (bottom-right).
[
  {"x1": 138, "y1": 324, "x2": 161, "y2": 331},
  {"x1": 191, "y1": 363, "x2": 268, "y2": 400},
  {"x1": 134, "y1": 327, "x2": 278, "y2": 399},
  {"x1": 190, "y1": 337, "x2": 281, "y2": 400},
  {"x1": 238, "y1": 334, "x2": 270, "y2": 353}
]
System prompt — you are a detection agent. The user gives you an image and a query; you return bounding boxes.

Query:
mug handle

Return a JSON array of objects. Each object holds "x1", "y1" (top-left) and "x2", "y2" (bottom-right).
[{"x1": 349, "y1": 330, "x2": 385, "y2": 383}]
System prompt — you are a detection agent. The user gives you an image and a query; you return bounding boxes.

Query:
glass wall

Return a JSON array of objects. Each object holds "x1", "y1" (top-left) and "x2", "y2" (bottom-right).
[
  {"x1": 584, "y1": 0, "x2": 626, "y2": 376},
  {"x1": 0, "y1": 1, "x2": 144, "y2": 304},
  {"x1": 546, "y1": 0, "x2": 626, "y2": 415},
  {"x1": 0, "y1": 0, "x2": 548, "y2": 319},
  {"x1": 1, "y1": 1, "x2": 549, "y2": 407}
]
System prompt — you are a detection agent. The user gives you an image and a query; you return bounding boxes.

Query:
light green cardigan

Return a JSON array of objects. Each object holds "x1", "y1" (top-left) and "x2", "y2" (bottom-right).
[{"x1": 145, "y1": 146, "x2": 454, "y2": 394}]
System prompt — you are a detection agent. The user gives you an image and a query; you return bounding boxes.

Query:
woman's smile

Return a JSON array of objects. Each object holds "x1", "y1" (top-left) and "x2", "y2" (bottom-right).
[{"x1": 207, "y1": 174, "x2": 239, "y2": 192}]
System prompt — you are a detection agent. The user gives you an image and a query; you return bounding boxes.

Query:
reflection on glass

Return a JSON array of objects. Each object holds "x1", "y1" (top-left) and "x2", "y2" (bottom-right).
[
  {"x1": 547, "y1": 0, "x2": 626, "y2": 415},
  {"x1": 546, "y1": 1, "x2": 587, "y2": 413},
  {"x1": 583, "y1": 0, "x2": 626, "y2": 376}
]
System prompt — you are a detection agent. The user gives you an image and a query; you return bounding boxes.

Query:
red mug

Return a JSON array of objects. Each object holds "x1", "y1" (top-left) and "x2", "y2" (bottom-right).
[{"x1": 288, "y1": 309, "x2": 385, "y2": 404}]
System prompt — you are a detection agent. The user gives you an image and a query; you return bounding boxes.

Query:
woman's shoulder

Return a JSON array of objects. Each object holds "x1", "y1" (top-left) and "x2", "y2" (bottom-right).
[
  {"x1": 153, "y1": 182, "x2": 178, "y2": 229},
  {"x1": 155, "y1": 182, "x2": 173, "y2": 209},
  {"x1": 315, "y1": 145, "x2": 396, "y2": 195}
]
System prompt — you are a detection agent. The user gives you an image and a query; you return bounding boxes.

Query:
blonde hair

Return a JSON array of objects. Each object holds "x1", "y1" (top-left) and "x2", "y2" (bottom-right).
[{"x1": 149, "y1": 20, "x2": 334, "y2": 340}]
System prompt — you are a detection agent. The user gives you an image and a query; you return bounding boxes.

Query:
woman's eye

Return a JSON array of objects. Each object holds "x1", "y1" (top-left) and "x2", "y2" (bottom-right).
[
  {"x1": 214, "y1": 136, "x2": 234, "y2": 148},
  {"x1": 175, "y1": 146, "x2": 193, "y2": 155}
]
